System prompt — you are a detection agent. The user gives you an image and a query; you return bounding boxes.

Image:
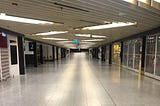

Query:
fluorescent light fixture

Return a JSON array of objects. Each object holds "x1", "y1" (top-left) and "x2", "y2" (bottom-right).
[
  {"x1": 75, "y1": 34, "x2": 106, "y2": 38},
  {"x1": 81, "y1": 22, "x2": 137, "y2": 30},
  {"x1": 75, "y1": 34, "x2": 90, "y2": 37},
  {"x1": 123, "y1": 0, "x2": 137, "y2": 4},
  {"x1": 35, "y1": 31, "x2": 68, "y2": 36},
  {"x1": 82, "y1": 39, "x2": 104, "y2": 42},
  {"x1": 154, "y1": 0, "x2": 160, "y2": 3},
  {"x1": 42, "y1": 37, "x2": 68, "y2": 40},
  {"x1": 92, "y1": 35, "x2": 106, "y2": 38},
  {"x1": 0, "y1": 13, "x2": 54, "y2": 25}
]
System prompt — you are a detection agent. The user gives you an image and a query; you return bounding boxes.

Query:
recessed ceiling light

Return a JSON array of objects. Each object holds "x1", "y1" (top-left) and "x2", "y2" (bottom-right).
[
  {"x1": 75, "y1": 34, "x2": 106, "y2": 38},
  {"x1": 81, "y1": 22, "x2": 137, "y2": 30},
  {"x1": 35, "y1": 31, "x2": 68, "y2": 36},
  {"x1": 42, "y1": 37, "x2": 68, "y2": 40},
  {"x1": 82, "y1": 39, "x2": 104, "y2": 42},
  {"x1": 0, "y1": 13, "x2": 55, "y2": 25}
]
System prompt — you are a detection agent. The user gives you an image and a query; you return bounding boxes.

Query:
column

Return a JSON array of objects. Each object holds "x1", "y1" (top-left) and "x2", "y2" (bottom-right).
[
  {"x1": 120, "y1": 41, "x2": 123, "y2": 64},
  {"x1": 33, "y1": 41, "x2": 37, "y2": 67},
  {"x1": 56, "y1": 46, "x2": 59, "y2": 60},
  {"x1": 101, "y1": 46, "x2": 106, "y2": 61},
  {"x1": 39, "y1": 45, "x2": 43, "y2": 64},
  {"x1": 18, "y1": 36, "x2": 25, "y2": 75},
  {"x1": 109, "y1": 44, "x2": 112, "y2": 64},
  {"x1": 141, "y1": 36, "x2": 146, "y2": 75},
  {"x1": 52, "y1": 45, "x2": 55, "y2": 61}
]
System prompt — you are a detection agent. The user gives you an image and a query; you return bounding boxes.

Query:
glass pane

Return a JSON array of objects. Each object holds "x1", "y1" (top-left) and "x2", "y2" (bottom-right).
[
  {"x1": 106, "y1": 46, "x2": 109, "y2": 61},
  {"x1": 128, "y1": 54, "x2": 134, "y2": 68},
  {"x1": 112, "y1": 43, "x2": 121, "y2": 64},
  {"x1": 155, "y1": 56, "x2": 160, "y2": 76},
  {"x1": 134, "y1": 38, "x2": 142, "y2": 70},
  {"x1": 145, "y1": 55, "x2": 155, "y2": 74},
  {"x1": 134, "y1": 39, "x2": 142, "y2": 54},
  {"x1": 129, "y1": 40, "x2": 134, "y2": 54},
  {"x1": 156, "y1": 35, "x2": 160, "y2": 54},
  {"x1": 123, "y1": 54, "x2": 128, "y2": 66},
  {"x1": 155, "y1": 34, "x2": 160, "y2": 76},
  {"x1": 128, "y1": 40, "x2": 134, "y2": 68},
  {"x1": 134, "y1": 55, "x2": 140, "y2": 70},
  {"x1": 123, "y1": 41, "x2": 129, "y2": 66},
  {"x1": 146, "y1": 36, "x2": 156, "y2": 54}
]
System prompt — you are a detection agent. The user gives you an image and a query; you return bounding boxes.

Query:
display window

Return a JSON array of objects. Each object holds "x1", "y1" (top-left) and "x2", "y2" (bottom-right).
[
  {"x1": 155, "y1": 34, "x2": 160, "y2": 76},
  {"x1": 122, "y1": 38, "x2": 142, "y2": 70},
  {"x1": 112, "y1": 43, "x2": 121, "y2": 64}
]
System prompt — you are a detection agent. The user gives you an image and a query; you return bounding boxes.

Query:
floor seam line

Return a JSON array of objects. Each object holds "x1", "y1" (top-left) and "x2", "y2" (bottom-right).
[{"x1": 91, "y1": 65, "x2": 117, "y2": 106}]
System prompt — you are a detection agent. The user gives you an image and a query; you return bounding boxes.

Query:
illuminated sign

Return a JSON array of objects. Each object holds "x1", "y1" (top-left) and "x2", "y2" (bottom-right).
[{"x1": 72, "y1": 39, "x2": 78, "y2": 43}]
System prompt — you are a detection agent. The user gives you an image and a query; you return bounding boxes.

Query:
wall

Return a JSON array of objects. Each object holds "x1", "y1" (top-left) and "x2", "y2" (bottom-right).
[
  {"x1": 24, "y1": 40, "x2": 34, "y2": 66},
  {"x1": 58, "y1": 47, "x2": 61, "y2": 59},
  {"x1": 0, "y1": 48, "x2": 10, "y2": 80},
  {"x1": 43, "y1": 44, "x2": 53, "y2": 61},
  {"x1": 54, "y1": 46, "x2": 57, "y2": 60},
  {"x1": 24, "y1": 40, "x2": 34, "y2": 55}
]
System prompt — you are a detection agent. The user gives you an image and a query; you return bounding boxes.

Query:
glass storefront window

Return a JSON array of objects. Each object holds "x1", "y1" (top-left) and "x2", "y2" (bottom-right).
[
  {"x1": 145, "y1": 55, "x2": 155, "y2": 74},
  {"x1": 112, "y1": 43, "x2": 121, "y2": 64},
  {"x1": 145, "y1": 35, "x2": 156, "y2": 74},
  {"x1": 123, "y1": 38, "x2": 142, "y2": 70},
  {"x1": 155, "y1": 34, "x2": 160, "y2": 76},
  {"x1": 122, "y1": 41, "x2": 129, "y2": 66},
  {"x1": 106, "y1": 46, "x2": 109, "y2": 61},
  {"x1": 146, "y1": 36, "x2": 156, "y2": 55},
  {"x1": 134, "y1": 39, "x2": 142, "y2": 70}
]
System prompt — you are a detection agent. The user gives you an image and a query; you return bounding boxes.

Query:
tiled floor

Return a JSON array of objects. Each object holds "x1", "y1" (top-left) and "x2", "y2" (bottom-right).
[{"x1": 0, "y1": 53, "x2": 160, "y2": 106}]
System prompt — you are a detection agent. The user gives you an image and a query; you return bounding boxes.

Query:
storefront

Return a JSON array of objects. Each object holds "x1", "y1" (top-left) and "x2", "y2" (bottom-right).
[
  {"x1": 145, "y1": 33, "x2": 160, "y2": 80},
  {"x1": 122, "y1": 38, "x2": 142, "y2": 72},
  {"x1": 0, "y1": 31, "x2": 21, "y2": 81},
  {"x1": 112, "y1": 43, "x2": 121, "y2": 65}
]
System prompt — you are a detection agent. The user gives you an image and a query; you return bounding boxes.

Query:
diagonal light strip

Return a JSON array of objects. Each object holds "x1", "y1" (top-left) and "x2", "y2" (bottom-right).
[
  {"x1": 35, "y1": 31, "x2": 68, "y2": 36},
  {"x1": 81, "y1": 22, "x2": 137, "y2": 30},
  {"x1": 42, "y1": 37, "x2": 68, "y2": 40}
]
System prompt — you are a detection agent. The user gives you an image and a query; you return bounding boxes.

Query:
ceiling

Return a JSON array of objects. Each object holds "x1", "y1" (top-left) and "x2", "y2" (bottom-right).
[{"x1": 0, "y1": 0, "x2": 160, "y2": 49}]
